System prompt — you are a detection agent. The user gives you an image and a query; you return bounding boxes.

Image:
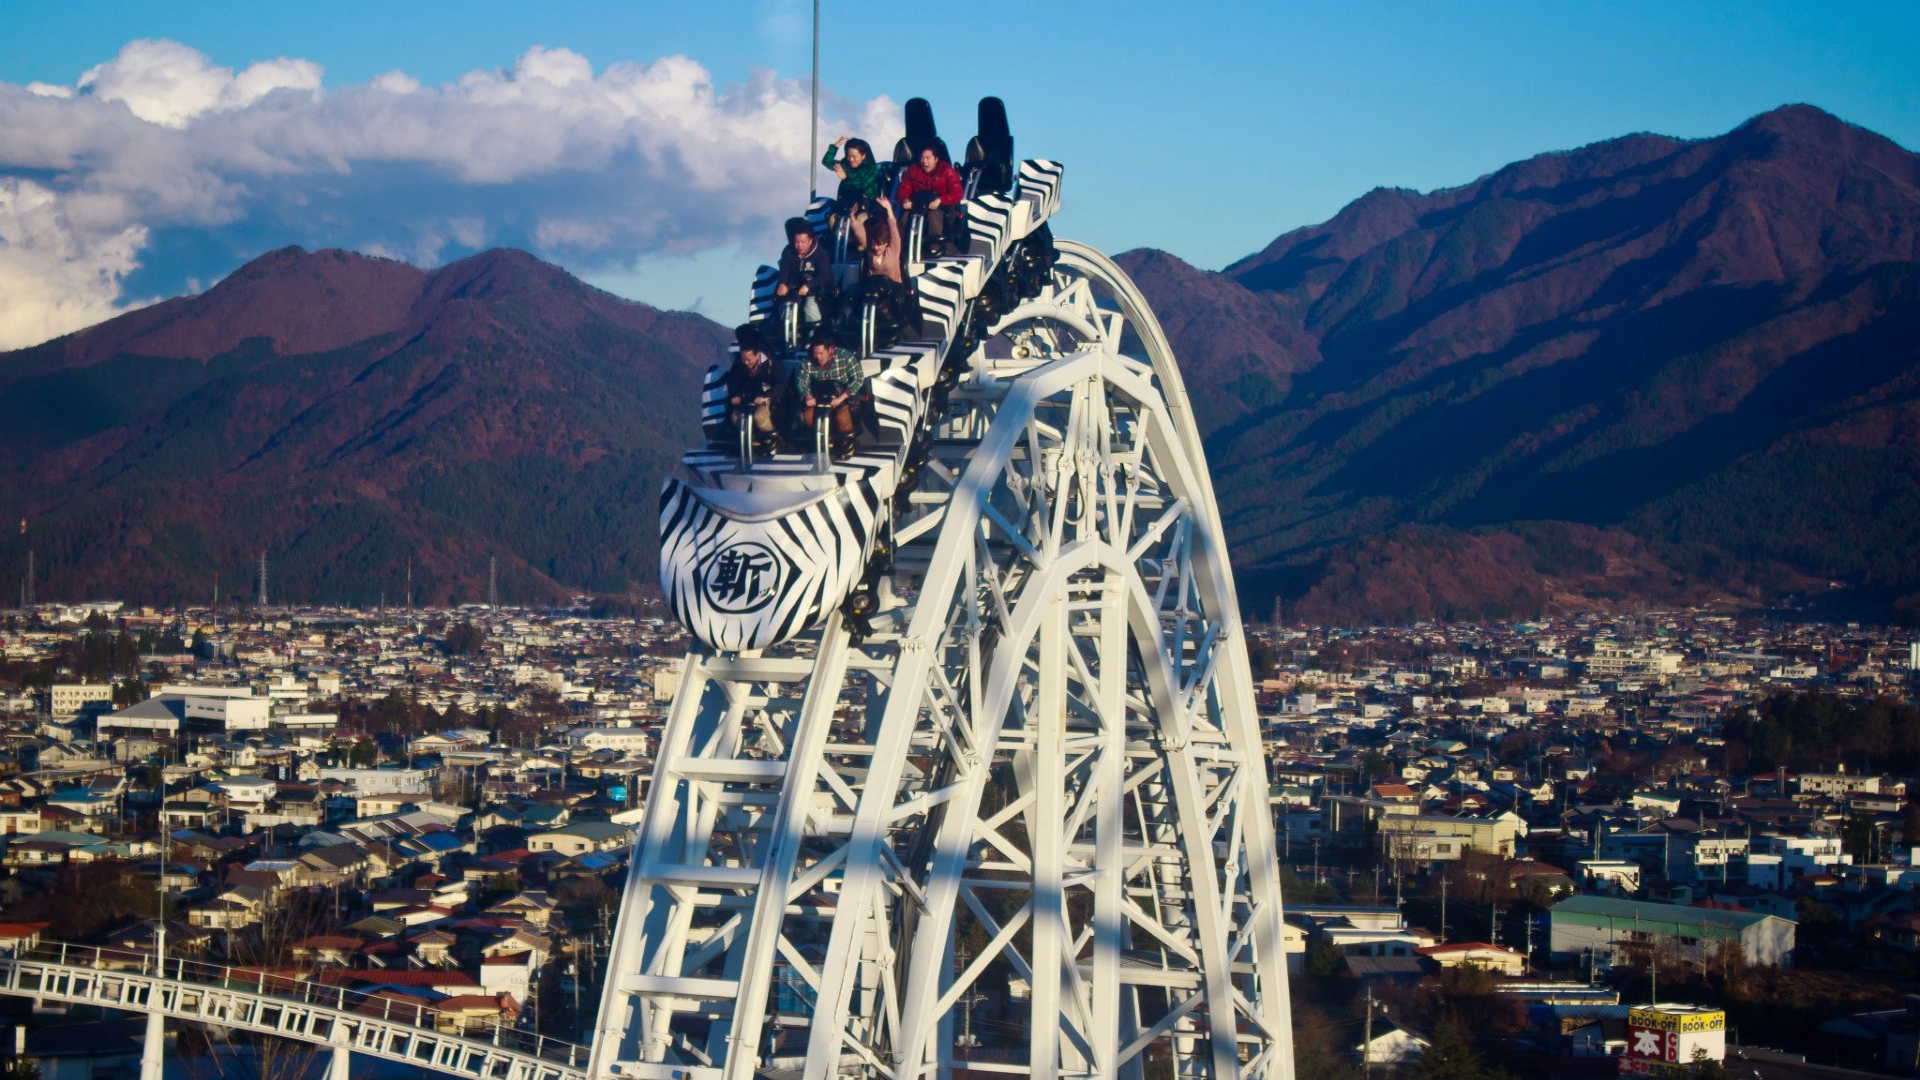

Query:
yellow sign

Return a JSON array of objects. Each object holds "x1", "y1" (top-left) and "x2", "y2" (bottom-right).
[{"x1": 1628, "y1": 1008, "x2": 1726, "y2": 1034}]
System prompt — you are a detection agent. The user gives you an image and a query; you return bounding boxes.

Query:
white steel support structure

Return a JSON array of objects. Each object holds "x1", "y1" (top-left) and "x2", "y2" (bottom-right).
[{"x1": 595, "y1": 242, "x2": 1293, "y2": 1080}]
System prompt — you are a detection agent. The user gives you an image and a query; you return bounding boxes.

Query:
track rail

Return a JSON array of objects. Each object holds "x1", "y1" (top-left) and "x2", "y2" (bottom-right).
[{"x1": 1, "y1": 943, "x2": 588, "y2": 1080}]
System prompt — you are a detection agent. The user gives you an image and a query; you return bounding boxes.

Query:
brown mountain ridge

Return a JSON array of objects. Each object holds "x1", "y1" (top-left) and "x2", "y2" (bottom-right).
[
  {"x1": 1119, "y1": 103, "x2": 1920, "y2": 622},
  {"x1": 0, "y1": 247, "x2": 727, "y2": 606}
]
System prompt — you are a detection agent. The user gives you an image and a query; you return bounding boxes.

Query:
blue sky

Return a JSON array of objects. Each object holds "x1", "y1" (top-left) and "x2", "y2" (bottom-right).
[{"x1": 0, "y1": 1, "x2": 1915, "y2": 346}]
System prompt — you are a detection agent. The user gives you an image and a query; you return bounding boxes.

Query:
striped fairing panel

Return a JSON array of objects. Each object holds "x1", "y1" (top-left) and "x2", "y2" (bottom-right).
[
  {"x1": 804, "y1": 196, "x2": 835, "y2": 236},
  {"x1": 914, "y1": 261, "x2": 970, "y2": 340},
  {"x1": 748, "y1": 265, "x2": 779, "y2": 323},
  {"x1": 869, "y1": 369, "x2": 920, "y2": 445},
  {"x1": 700, "y1": 366, "x2": 729, "y2": 435},
  {"x1": 965, "y1": 193, "x2": 1018, "y2": 267},
  {"x1": 660, "y1": 476, "x2": 881, "y2": 652},
  {"x1": 871, "y1": 344, "x2": 941, "y2": 391},
  {"x1": 1016, "y1": 160, "x2": 1064, "y2": 222}
]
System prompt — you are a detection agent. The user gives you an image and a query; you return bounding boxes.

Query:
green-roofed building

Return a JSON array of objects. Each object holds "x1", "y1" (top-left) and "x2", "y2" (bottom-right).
[{"x1": 1549, "y1": 895, "x2": 1794, "y2": 969}]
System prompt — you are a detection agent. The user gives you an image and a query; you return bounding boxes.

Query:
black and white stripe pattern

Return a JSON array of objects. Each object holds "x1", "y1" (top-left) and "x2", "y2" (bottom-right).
[
  {"x1": 1016, "y1": 160, "x2": 1064, "y2": 222},
  {"x1": 660, "y1": 477, "x2": 881, "y2": 652},
  {"x1": 914, "y1": 261, "x2": 970, "y2": 340},
  {"x1": 700, "y1": 365, "x2": 730, "y2": 437},
  {"x1": 804, "y1": 196, "x2": 835, "y2": 236},
  {"x1": 663, "y1": 160, "x2": 1067, "y2": 652},
  {"x1": 965, "y1": 193, "x2": 1017, "y2": 267},
  {"x1": 869, "y1": 369, "x2": 921, "y2": 445},
  {"x1": 748, "y1": 265, "x2": 780, "y2": 323}
]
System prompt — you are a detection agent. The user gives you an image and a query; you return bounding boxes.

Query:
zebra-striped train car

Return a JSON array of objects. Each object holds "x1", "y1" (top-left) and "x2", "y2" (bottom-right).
[{"x1": 659, "y1": 160, "x2": 1066, "y2": 652}]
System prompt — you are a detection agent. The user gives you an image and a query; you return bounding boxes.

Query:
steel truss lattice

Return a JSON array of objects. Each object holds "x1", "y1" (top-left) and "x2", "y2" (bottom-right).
[{"x1": 592, "y1": 243, "x2": 1294, "y2": 1080}]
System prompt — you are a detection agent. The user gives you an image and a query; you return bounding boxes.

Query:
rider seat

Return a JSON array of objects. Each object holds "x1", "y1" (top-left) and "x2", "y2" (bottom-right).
[{"x1": 963, "y1": 96, "x2": 1014, "y2": 198}]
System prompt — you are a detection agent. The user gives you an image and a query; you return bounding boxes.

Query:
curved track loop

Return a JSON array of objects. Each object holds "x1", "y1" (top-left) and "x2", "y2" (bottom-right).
[{"x1": 594, "y1": 246, "x2": 1292, "y2": 1080}]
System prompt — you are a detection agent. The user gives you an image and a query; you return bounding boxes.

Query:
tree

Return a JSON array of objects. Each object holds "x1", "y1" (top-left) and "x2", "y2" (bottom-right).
[
  {"x1": 443, "y1": 621, "x2": 487, "y2": 656},
  {"x1": 1689, "y1": 1048, "x2": 1730, "y2": 1080},
  {"x1": 1842, "y1": 813, "x2": 1875, "y2": 861},
  {"x1": 1416, "y1": 1019, "x2": 1505, "y2": 1080},
  {"x1": 112, "y1": 676, "x2": 148, "y2": 707},
  {"x1": 347, "y1": 737, "x2": 378, "y2": 768},
  {"x1": 1306, "y1": 940, "x2": 1347, "y2": 979},
  {"x1": 180, "y1": 889, "x2": 339, "y2": 1080},
  {"x1": 1902, "y1": 797, "x2": 1920, "y2": 849}
]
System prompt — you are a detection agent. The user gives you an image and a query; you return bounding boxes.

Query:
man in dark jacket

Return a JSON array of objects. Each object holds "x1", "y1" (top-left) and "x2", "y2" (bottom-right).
[
  {"x1": 775, "y1": 217, "x2": 833, "y2": 331},
  {"x1": 725, "y1": 324, "x2": 781, "y2": 452}
]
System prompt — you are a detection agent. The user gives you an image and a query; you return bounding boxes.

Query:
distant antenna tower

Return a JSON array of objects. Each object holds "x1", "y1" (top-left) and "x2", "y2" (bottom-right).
[
  {"x1": 406, "y1": 557, "x2": 414, "y2": 616},
  {"x1": 489, "y1": 557, "x2": 499, "y2": 611},
  {"x1": 18, "y1": 519, "x2": 31, "y2": 609},
  {"x1": 257, "y1": 551, "x2": 268, "y2": 608}
]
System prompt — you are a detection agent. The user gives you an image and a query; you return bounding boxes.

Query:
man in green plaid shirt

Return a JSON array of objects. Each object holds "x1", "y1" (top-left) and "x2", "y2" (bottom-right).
[{"x1": 796, "y1": 328, "x2": 869, "y2": 453}]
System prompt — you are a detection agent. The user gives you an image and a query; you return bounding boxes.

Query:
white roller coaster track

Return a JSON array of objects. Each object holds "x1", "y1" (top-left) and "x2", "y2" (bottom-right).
[
  {"x1": 594, "y1": 199, "x2": 1294, "y2": 1080},
  {"x1": 0, "y1": 944, "x2": 590, "y2": 1080}
]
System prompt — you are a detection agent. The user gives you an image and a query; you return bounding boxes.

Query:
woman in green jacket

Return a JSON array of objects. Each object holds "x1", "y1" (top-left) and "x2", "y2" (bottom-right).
[{"x1": 823, "y1": 136, "x2": 882, "y2": 253}]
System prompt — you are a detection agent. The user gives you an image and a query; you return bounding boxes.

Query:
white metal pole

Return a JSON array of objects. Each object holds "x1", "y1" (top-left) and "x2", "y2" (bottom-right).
[{"x1": 808, "y1": 0, "x2": 820, "y2": 200}]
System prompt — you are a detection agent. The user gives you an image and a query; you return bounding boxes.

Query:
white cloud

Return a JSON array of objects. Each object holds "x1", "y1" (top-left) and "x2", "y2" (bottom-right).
[
  {"x1": 0, "y1": 39, "x2": 903, "y2": 349},
  {"x1": 76, "y1": 39, "x2": 322, "y2": 128},
  {"x1": 0, "y1": 178, "x2": 149, "y2": 350},
  {"x1": 370, "y1": 71, "x2": 421, "y2": 95}
]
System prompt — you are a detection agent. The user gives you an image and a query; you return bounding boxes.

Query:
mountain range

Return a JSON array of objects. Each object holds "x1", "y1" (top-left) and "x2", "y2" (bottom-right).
[
  {"x1": 2, "y1": 103, "x2": 1917, "y2": 622},
  {"x1": 0, "y1": 247, "x2": 725, "y2": 606},
  {"x1": 1122, "y1": 103, "x2": 1920, "y2": 622}
]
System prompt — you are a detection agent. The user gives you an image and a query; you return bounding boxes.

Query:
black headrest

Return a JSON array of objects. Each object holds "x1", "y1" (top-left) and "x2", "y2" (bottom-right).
[
  {"x1": 976, "y1": 97, "x2": 1011, "y2": 157},
  {"x1": 735, "y1": 323, "x2": 769, "y2": 356},
  {"x1": 903, "y1": 97, "x2": 937, "y2": 148}
]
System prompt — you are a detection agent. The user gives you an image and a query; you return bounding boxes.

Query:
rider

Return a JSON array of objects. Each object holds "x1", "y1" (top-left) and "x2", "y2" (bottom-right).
[
  {"x1": 822, "y1": 135, "x2": 882, "y2": 250},
  {"x1": 795, "y1": 328, "x2": 869, "y2": 455},
  {"x1": 892, "y1": 143, "x2": 964, "y2": 258},
  {"x1": 724, "y1": 324, "x2": 781, "y2": 452},
  {"x1": 775, "y1": 217, "x2": 833, "y2": 336}
]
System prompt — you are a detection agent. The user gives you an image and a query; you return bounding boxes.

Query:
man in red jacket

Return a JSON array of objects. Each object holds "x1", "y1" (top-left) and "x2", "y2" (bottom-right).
[{"x1": 893, "y1": 145, "x2": 964, "y2": 258}]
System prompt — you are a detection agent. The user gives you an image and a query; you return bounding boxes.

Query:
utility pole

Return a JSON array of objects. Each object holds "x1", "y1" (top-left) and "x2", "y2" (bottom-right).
[
  {"x1": 1312, "y1": 838, "x2": 1321, "y2": 886},
  {"x1": 155, "y1": 811, "x2": 168, "y2": 976},
  {"x1": 1491, "y1": 904, "x2": 1500, "y2": 947},
  {"x1": 954, "y1": 947, "x2": 984, "y2": 1051},
  {"x1": 1439, "y1": 876, "x2": 1449, "y2": 942},
  {"x1": 1362, "y1": 984, "x2": 1383, "y2": 1080}
]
